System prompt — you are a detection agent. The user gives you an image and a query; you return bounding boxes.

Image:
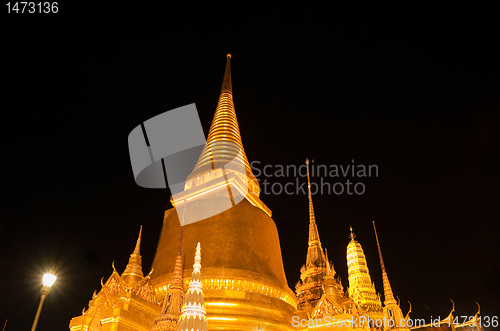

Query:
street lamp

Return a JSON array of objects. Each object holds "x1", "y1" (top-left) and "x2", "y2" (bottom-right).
[{"x1": 31, "y1": 266, "x2": 56, "y2": 331}]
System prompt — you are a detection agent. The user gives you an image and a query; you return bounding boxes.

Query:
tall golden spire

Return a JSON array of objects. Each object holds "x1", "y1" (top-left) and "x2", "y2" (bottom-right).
[
  {"x1": 184, "y1": 54, "x2": 259, "y2": 196},
  {"x1": 295, "y1": 158, "x2": 328, "y2": 310},
  {"x1": 122, "y1": 225, "x2": 144, "y2": 287},
  {"x1": 372, "y1": 221, "x2": 397, "y2": 306},
  {"x1": 372, "y1": 222, "x2": 410, "y2": 330},
  {"x1": 305, "y1": 158, "x2": 325, "y2": 268}
]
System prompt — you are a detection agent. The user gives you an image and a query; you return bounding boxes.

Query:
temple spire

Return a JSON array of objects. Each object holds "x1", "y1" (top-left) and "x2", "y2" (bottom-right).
[
  {"x1": 151, "y1": 227, "x2": 185, "y2": 331},
  {"x1": 171, "y1": 227, "x2": 184, "y2": 290},
  {"x1": 134, "y1": 225, "x2": 142, "y2": 255},
  {"x1": 122, "y1": 226, "x2": 144, "y2": 287},
  {"x1": 372, "y1": 221, "x2": 397, "y2": 306},
  {"x1": 184, "y1": 54, "x2": 259, "y2": 196},
  {"x1": 221, "y1": 54, "x2": 232, "y2": 94},
  {"x1": 176, "y1": 243, "x2": 207, "y2": 331},
  {"x1": 305, "y1": 158, "x2": 323, "y2": 264},
  {"x1": 295, "y1": 158, "x2": 328, "y2": 310}
]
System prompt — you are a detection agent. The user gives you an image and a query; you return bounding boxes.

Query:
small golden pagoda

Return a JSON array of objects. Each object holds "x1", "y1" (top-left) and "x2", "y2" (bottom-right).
[{"x1": 346, "y1": 227, "x2": 383, "y2": 320}]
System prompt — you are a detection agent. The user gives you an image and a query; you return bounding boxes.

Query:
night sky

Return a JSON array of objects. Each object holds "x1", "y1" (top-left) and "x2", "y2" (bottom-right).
[{"x1": 2, "y1": 3, "x2": 499, "y2": 330}]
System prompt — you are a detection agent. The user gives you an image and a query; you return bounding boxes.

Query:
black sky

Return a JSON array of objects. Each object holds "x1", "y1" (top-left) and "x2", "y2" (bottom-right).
[{"x1": 2, "y1": 3, "x2": 499, "y2": 330}]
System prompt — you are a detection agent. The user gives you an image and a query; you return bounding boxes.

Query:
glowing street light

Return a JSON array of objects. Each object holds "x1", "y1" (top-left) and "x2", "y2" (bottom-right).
[{"x1": 31, "y1": 266, "x2": 57, "y2": 331}]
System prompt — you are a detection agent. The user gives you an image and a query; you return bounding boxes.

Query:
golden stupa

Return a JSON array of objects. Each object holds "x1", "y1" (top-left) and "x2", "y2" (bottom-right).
[
  {"x1": 150, "y1": 54, "x2": 295, "y2": 331},
  {"x1": 69, "y1": 55, "x2": 483, "y2": 331}
]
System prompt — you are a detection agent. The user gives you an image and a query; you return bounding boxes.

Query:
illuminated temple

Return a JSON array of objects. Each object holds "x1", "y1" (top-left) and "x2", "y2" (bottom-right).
[{"x1": 69, "y1": 55, "x2": 483, "y2": 331}]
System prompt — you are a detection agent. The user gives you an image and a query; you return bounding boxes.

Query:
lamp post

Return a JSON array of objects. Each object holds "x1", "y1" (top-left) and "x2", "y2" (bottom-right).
[{"x1": 31, "y1": 267, "x2": 56, "y2": 331}]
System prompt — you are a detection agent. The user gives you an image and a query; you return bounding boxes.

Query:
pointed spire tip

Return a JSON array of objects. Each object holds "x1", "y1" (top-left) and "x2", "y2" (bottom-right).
[
  {"x1": 133, "y1": 225, "x2": 142, "y2": 255},
  {"x1": 221, "y1": 54, "x2": 233, "y2": 94},
  {"x1": 349, "y1": 226, "x2": 356, "y2": 240}
]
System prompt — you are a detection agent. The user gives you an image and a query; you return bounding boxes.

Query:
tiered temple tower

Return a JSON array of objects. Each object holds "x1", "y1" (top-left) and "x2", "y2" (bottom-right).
[
  {"x1": 176, "y1": 242, "x2": 208, "y2": 331},
  {"x1": 295, "y1": 158, "x2": 329, "y2": 310},
  {"x1": 373, "y1": 222, "x2": 410, "y2": 331},
  {"x1": 346, "y1": 226, "x2": 383, "y2": 319},
  {"x1": 150, "y1": 54, "x2": 296, "y2": 331}
]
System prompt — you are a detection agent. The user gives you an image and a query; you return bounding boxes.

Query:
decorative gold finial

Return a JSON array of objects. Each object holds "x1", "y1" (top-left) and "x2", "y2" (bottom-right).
[
  {"x1": 405, "y1": 301, "x2": 412, "y2": 319},
  {"x1": 349, "y1": 226, "x2": 356, "y2": 240}
]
